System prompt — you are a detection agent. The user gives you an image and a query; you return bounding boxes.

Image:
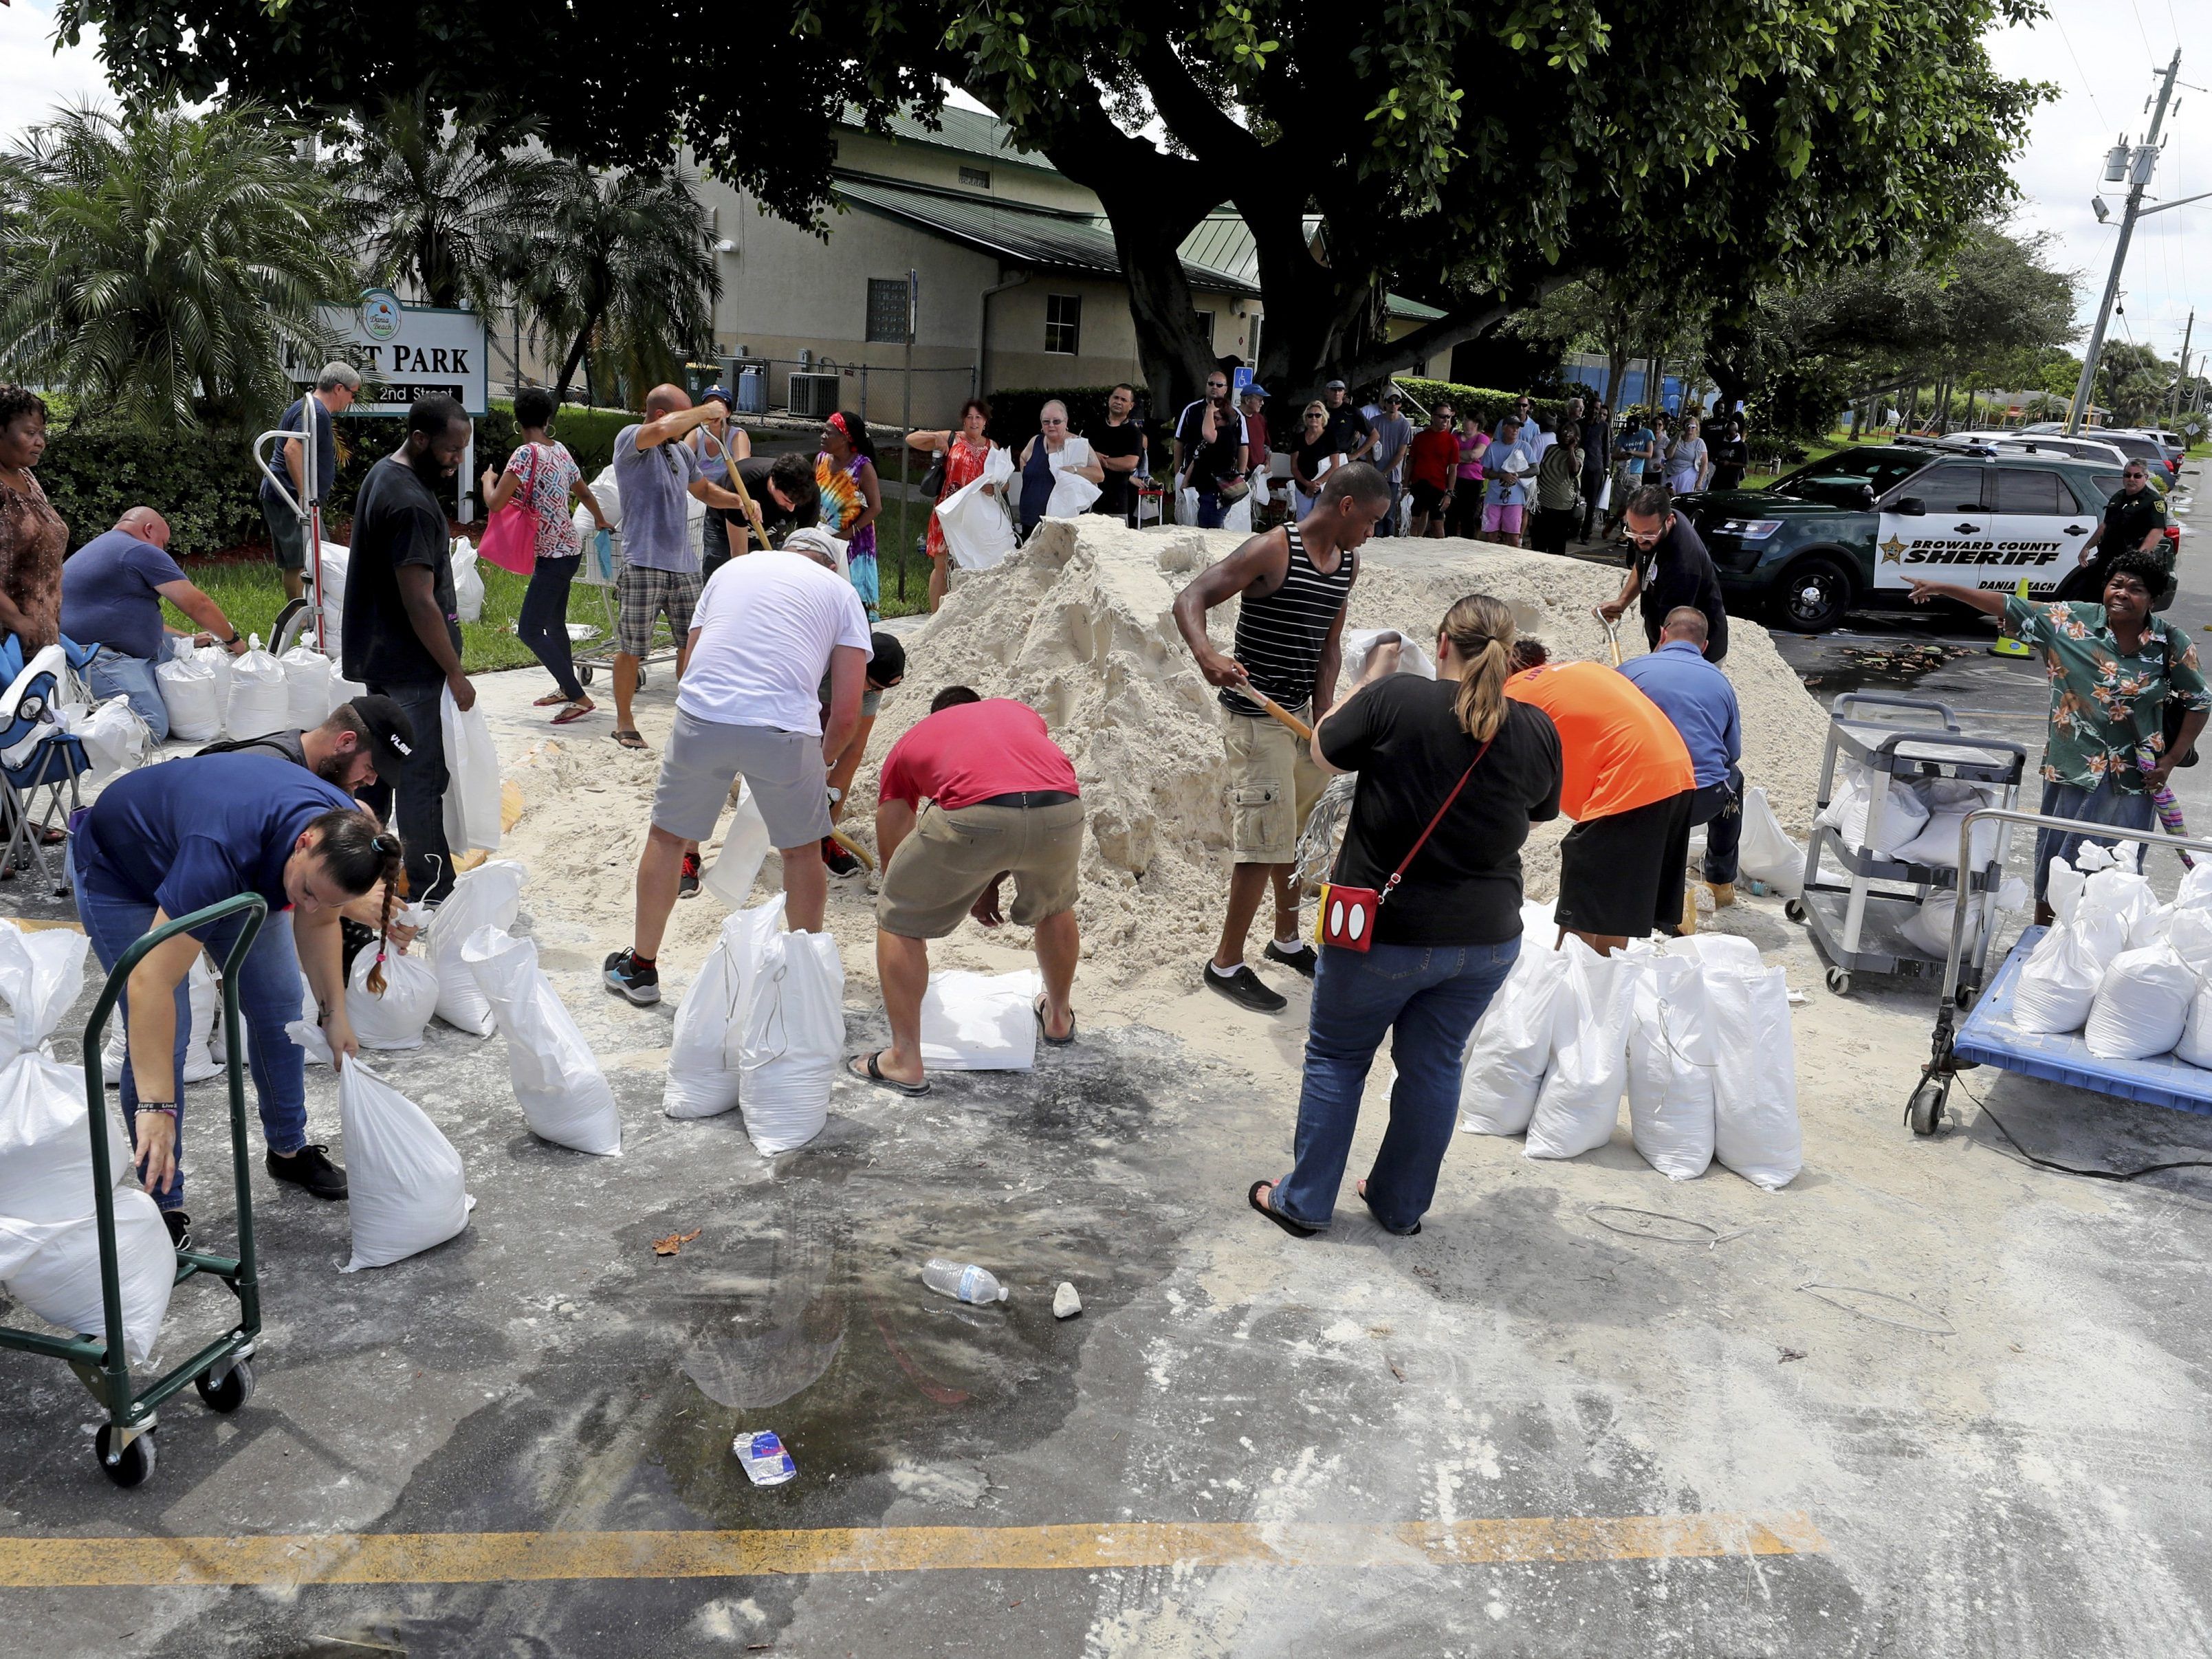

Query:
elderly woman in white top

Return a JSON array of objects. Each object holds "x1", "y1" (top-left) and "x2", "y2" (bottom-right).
[
  {"x1": 1663, "y1": 415, "x2": 1710, "y2": 494},
  {"x1": 1013, "y1": 399, "x2": 1105, "y2": 537}
]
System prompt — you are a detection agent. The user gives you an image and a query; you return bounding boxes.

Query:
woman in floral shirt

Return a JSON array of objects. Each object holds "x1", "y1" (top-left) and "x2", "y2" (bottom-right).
[
  {"x1": 481, "y1": 386, "x2": 611, "y2": 725},
  {"x1": 1908, "y1": 548, "x2": 2209, "y2": 923}
]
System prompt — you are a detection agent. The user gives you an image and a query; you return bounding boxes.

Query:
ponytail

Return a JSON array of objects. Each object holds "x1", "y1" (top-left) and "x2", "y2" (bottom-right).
[
  {"x1": 364, "y1": 849, "x2": 408, "y2": 995},
  {"x1": 304, "y1": 809, "x2": 406, "y2": 992},
  {"x1": 1438, "y1": 593, "x2": 1517, "y2": 743}
]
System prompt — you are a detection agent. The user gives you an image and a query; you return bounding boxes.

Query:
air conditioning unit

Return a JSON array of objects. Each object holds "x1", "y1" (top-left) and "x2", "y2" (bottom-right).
[{"x1": 788, "y1": 372, "x2": 840, "y2": 418}]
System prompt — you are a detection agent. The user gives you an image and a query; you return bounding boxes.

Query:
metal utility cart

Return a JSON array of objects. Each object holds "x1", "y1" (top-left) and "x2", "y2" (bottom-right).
[
  {"x1": 0, "y1": 894, "x2": 269, "y2": 1487},
  {"x1": 1908, "y1": 810, "x2": 2212, "y2": 1136},
  {"x1": 570, "y1": 526, "x2": 669, "y2": 690},
  {"x1": 1786, "y1": 693, "x2": 2026, "y2": 998}
]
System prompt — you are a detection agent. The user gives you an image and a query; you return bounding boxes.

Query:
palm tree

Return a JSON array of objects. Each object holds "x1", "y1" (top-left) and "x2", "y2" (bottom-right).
[
  {"x1": 329, "y1": 90, "x2": 565, "y2": 316},
  {"x1": 0, "y1": 102, "x2": 356, "y2": 429},
  {"x1": 516, "y1": 163, "x2": 721, "y2": 406}
]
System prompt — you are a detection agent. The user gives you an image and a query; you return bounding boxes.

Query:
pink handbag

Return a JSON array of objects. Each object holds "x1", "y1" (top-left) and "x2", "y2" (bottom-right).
[{"x1": 477, "y1": 443, "x2": 539, "y2": 575}]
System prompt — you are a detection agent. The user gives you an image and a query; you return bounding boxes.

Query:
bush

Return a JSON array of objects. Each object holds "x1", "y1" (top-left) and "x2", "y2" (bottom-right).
[{"x1": 1397, "y1": 377, "x2": 1577, "y2": 429}]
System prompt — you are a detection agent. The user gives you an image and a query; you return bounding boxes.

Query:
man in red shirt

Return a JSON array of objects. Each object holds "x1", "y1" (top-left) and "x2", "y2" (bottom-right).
[
  {"x1": 1405, "y1": 402, "x2": 1459, "y2": 538},
  {"x1": 851, "y1": 687, "x2": 1084, "y2": 1097}
]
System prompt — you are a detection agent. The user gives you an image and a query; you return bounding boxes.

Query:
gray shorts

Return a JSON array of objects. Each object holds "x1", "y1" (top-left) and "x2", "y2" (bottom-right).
[{"x1": 650, "y1": 709, "x2": 831, "y2": 848}]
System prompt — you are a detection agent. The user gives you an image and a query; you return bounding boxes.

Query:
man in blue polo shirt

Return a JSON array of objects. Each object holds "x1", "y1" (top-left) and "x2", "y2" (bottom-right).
[
  {"x1": 61, "y1": 507, "x2": 248, "y2": 739},
  {"x1": 1617, "y1": 606, "x2": 1743, "y2": 906}
]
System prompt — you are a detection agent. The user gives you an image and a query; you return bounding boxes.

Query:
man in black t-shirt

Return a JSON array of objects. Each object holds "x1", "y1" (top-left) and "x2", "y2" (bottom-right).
[
  {"x1": 342, "y1": 393, "x2": 477, "y2": 903},
  {"x1": 1599, "y1": 485, "x2": 1729, "y2": 662},
  {"x1": 1176, "y1": 369, "x2": 1248, "y2": 529},
  {"x1": 2066, "y1": 461, "x2": 2171, "y2": 602},
  {"x1": 1090, "y1": 383, "x2": 1148, "y2": 523},
  {"x1": 1321, "y1": 380, "x2": 1376, "y2": 466},
  {"x1": 704, "y1": 452, "x2": 820, "y2": 578}
]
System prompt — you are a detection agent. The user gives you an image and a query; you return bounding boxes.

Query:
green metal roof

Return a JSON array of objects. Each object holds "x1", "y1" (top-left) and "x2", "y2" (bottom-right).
[
  {"x1": 837, "y1": 107, "x2": 1053, "y2": 173},
  {"x1": 835, "y1": 177, "x2": 1257, "y2": 294},
  {"x1": 1387, "y1": 294, "x2": 1446, "y2": 322}
]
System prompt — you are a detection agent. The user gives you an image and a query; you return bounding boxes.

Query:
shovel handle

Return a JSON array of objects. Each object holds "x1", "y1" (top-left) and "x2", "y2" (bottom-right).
[{"x1": 1251, "y1": 690, "x2": 1314, "y2": 743}]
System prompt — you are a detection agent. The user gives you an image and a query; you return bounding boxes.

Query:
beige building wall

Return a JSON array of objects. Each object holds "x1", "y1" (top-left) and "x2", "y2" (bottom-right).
[{"x1": 833, "y1": 130, "x2": 1101, "y2": 214}]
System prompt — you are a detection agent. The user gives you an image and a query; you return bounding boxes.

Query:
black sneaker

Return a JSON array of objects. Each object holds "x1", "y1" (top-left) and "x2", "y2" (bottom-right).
[
  {"x1": 679, "y1": 851, "x2": 702, "y2": 899},
  {"x1": 604, "y1": 947, "x2": 661, "y2": 1006},
  {"x1": 1264, "y1": 940, "x2": 1319, "y2": 978},
  {"x1": 267, "y1": 1143, "x2": 347, "y2": 1201},
  {"x1": 822, "y1": 836, "x2": 862, "y2": 878},
  {"x1": 1204, "y1": 960, "x2": 1288, "y2": 1013},
  {"x1": 163, "y1": 1209, "x2": 192, "y2": 1253}
]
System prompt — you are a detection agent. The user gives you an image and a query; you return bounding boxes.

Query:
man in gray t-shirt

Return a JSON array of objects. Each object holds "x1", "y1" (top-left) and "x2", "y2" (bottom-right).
[
  {"x1": 1369, "y1": 392, "x2": 1414, "y2": 535},
  {"x1": 608, "y1": 384, "x2": 753, "y2": 751}
]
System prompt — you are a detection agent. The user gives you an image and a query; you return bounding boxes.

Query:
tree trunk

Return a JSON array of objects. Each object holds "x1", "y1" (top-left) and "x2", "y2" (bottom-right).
[{"x1": 552, "y1": 316, "x2": 600, "y2": 407}]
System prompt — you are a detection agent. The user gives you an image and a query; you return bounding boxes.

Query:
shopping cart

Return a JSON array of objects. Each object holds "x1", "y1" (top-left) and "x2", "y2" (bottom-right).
[{"x1": 571, "y1": 527, "x2": 677, "y2": 690}]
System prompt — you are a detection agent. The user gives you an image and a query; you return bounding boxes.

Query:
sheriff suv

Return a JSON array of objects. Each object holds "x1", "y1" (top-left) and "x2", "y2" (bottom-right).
[{"x1": 1679, "y1": 441, "x2": 2173, "y2": 634}]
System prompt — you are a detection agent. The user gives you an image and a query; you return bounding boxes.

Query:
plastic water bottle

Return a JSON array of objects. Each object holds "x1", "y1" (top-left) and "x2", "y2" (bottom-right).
[{"x1": 923, "y1": 1258, "x2": 1008, "y2": 1304}]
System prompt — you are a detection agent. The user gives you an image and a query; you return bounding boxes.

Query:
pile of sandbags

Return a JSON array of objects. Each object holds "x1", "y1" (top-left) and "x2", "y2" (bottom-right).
[
  {"x1": 1817, "y1": 762, "x2": 2004, "y2": 870},
  {"x1": 2015, "y1": 849, "x2": 2212, "y2": 1066},
  {"x1": 0, "y1": 922, "x2": 174, "y2": 1364},
  {"x1": 1460, "y1": 917, "x2": 1801, "y2": 1189}
]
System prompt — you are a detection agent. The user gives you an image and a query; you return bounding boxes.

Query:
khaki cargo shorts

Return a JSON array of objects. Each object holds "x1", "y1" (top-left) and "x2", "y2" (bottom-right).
[
  {"x1": 877, "y1": 797, "x2": 1086, "y2": 940},
  {"x1": 1220, "y1": 705, "x2": 1328, "y2": 865}
]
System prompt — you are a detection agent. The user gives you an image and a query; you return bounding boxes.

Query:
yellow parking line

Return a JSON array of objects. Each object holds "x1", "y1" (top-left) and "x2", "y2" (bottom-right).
[{"x1": 0, "y1": 1513, "x2": 1826, "y2": 1588}]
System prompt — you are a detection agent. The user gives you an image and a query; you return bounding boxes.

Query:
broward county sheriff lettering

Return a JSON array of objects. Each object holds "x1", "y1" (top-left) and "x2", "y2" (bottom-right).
[
  {"x1": 1881, "y1": 532, "x2": 2067, "y2": 588},
  {"x1": 285, "y1": 289, "x2": 490, "y2": 417}
]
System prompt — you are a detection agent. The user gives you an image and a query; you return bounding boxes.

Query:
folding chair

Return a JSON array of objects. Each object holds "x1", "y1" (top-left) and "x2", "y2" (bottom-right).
[{"x1": 0, "y1": 641, "x2": 95, "y2": 895}]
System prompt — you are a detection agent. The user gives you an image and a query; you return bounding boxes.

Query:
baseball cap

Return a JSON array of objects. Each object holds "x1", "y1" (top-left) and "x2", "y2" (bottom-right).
[
  {"x1": 344, "y1": 694, "x2": 417, "y2": 785},
  {"x1": 1324, "y1": 378, "x2": 1347, "y2": 391},
  {"x1": 1380, "y1": 391, "x2": 1402, "y2": 404},
  {"x1": 868, "y1": 630, "x2": 907, "y2": 688},
  {"x1": 701, "y1": 384, "x2": 733, "y2": 407},
  {"x1": 1241, "y1": 382, "x2": 1269, "y2": 399}
]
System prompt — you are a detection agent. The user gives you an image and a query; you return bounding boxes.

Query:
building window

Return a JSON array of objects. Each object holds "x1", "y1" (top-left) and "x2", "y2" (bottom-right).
[
  {"x1": 866, "y1": 278, "x2": 911, "y2": 344},
  {"x1": 1195, "y1": 310, "x2": 1216, "y2": 346},
  {"x1": 959, "y1": 165, "x2": 992, "y2": 189},
  {"x1": 1045, "y1": 293, "x2": 1082, "y2": 355}
]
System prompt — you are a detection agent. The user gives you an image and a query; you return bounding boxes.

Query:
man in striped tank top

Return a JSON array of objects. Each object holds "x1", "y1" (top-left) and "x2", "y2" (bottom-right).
[{"x1": 1172, "y1": 462, "x2": 1391, "y2": 1011}]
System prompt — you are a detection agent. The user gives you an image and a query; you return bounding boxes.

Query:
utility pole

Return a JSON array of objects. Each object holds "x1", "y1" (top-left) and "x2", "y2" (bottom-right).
[
  {"x1": 2170, "y1": 310, "x2": 2195, "y2": 421},
  {"x1": 2069, "y1": 50, "x2": 2186, "y2": 433}
]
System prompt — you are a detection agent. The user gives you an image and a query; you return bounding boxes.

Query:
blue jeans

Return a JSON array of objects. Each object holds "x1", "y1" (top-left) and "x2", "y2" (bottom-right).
[
  {"x1": 2033, "y1": 775, "x2": 2157, "y2": 903},
  {"x1": 359, "y1": 677, "x2": 453, "y2": 905},
  {"x1": 85, "y1": 646, "x2": 169, "y2": 743},
  {"x1": 1273, "y1": 936, "x2": 1521, "y2": 1233},
  {"x1": 518, "y1": 556, "x2": 584, "y2": 702},
  {"x1": 1194, "y1": 490, "x2": 1226, "y2": 529},
  {"x1": 73, "y1": 853, "x2": 309, "y2": 1212}
]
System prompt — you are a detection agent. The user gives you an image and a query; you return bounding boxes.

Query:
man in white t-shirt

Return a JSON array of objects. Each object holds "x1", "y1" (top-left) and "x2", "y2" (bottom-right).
[{"x1": 604, "y1": 548, "x2": 872, "y2": 1004}]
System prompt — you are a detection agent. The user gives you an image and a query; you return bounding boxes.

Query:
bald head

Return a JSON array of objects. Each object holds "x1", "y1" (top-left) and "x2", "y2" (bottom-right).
[
  {"x1": 1660, "y1": 606, "x2": 1709, "y2": 648},
  {"x1": 644, "y1": 384, "x2": 692, "y2": 417},
  {"x1": 114, "y1": 507, "x2": 171, "y2": 550}
]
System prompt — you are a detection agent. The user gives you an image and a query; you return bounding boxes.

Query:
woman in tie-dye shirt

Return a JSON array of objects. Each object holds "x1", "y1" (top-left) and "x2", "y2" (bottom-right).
[{"x1": 815, "y1": 410, "x2": 881, "y2": 620}]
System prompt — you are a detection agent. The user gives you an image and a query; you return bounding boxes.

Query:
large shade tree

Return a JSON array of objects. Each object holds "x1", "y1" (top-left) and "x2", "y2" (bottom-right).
[
  {"x1": 60, "y1": 0, "x2": 2047, "y2": 410},
  {"x1": 0, "y1": 101, "x2": 354, "y2": 427}
]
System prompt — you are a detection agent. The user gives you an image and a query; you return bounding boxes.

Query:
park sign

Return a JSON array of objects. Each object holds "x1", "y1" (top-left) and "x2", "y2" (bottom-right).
[{"x1": 286, "y1": 289, "x2": 490, "y2": 417}]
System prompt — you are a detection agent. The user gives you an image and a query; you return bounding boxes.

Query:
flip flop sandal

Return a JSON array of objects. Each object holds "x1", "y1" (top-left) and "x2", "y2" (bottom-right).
[
  {"x1": 611, "y1": 728, "x2": 649, "y2": 751},
  {"x1": 1355, "y1": 1179, "x2": 1421, "y2": 1236},
  {"x1": 1033, "y1": 995, "x2": 1075, "y2": 1046},
  {"x1": 533, "y1": 692, "x2": 570, "y2": 707},
  {"x1": 551, "y1": 701, "x2": 594, "y2": 725},
  {"x1": 1249, "y1": 1179, "x2": 1317, "y2": 1238},
  {"x1": 850, "y1": 1051, "x2": 930, "y2": 1097}
]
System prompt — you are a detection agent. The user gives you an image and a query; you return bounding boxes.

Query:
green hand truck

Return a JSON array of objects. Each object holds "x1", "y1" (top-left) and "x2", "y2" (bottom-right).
[{"x1": 0, "y1": 892, "x2": 269, "y2": 1487}]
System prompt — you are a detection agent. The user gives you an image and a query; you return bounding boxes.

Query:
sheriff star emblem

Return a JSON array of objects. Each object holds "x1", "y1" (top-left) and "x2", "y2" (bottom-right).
[{"x1": 1879, "y1": 536, "x2": 1907, "y2": 563}]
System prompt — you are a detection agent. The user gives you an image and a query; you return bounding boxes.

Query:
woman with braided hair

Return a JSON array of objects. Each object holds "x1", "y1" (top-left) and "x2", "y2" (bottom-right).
[
  {"x1": 1250, "y1": 593, "x2": 1563, "y2": 1240},
  {"x1": 72, "y1": 754, "x2": 405, "y2": 1250}
]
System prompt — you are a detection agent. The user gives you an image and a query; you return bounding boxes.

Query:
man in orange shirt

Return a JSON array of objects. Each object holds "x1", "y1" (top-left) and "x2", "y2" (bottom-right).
[{"x1": 1504, "y1": 650, "x2": 1696, "y2": 952}]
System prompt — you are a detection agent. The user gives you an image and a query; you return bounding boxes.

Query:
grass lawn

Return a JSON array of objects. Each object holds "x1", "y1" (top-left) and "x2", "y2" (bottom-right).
[{"x1": 1743, "y1": 431, "x2": 1850, "y2": 491}]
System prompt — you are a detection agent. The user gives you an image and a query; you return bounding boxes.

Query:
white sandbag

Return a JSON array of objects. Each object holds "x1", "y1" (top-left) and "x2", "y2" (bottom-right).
[
  {"x1": 2085, "y1": 866, "x2": 2159, "y2": 949},
  {"x1": 1177, "y1": 485, "x2": 1202, "y2": 526},
  {"x1": 1524, "y1": 938, "x2": 1639, "y2": 1160},
  {"x1": 936, "y1": 448, "x2": 1017, "y2": 571},
  {"x1": 2011, "y1": 903, "x2": 2130, "y2": 1035},
  {"x1": 738, "y1": 926, "x2": 845, "y2": 1156},
  {"x1": 1706, "y1": 962, "x2": 1802, "y2": 1189},
  {"x1": 279, "y1": 645, "x2": 333, "y2": 731},
  {"x1": 1901, "y1": 891, "x2": 1983, "y2": 961},
  {"x1": 2175, "y1": 980, "x2": 2212, "y2": 1068},
  {"x1": 222, "y1": 635, "x2": 289, "y2": 740},
  {"x1": 0, "y1": 921, "x2": 173, "y2": 1364},
  {"x1": 2084, "y1": 943, "x2": 2196, "y2": 1061},
  {"x1": 459, "y1": 927, "x2": 622, "y2": 1156},
  {"x1": 450, "y1": 536, "x2": 485, "y2": 624},
  {"x1": 1223, "y1": 492, "x2": 1253, "y2": 534},
  {"x1": 330, "y1": 675, "x2": 369, "y2": 710},
  {"x1": 1342, "y1": 628, "x2": 1437, "y2": 683},
  {"x1": 428, "y1": 859, "x2": 526, "y2": 1035},
  {"x1": 1735, "y1": 786, "x2": 1805, "y2": 897},
  {"x1": 193, "y1": 640, "x2": 234, "y2": 727},
  {"x1": 1891, "y1": 811, "x2": 2002, "y2": 872},
  {"x1": 62, "y1": 695, "x2": 150, "y2": 779},
  {"x1": 313, "y1": 540, "x2": 350, "y2": 660},
  {"x1": 1045, "y1": 459, "x2": 1102, "y2": 519},
  {"x1": 155, "y1": 650, "x2": 222, "y2": 743},
  {"x1": 344, "y1": 916, "x2": 437, "y2": 1051},
  {"x1": 703, "y1": 782, "x2": 771, "y2": 908},
  {"x1": 182, "y1": 955, "x2": 221, "y2": 1083},
  {"x1": 664, "y1": 901, "x2": 782, "y2": 1119},
  {"x1": 338, "y1": 1057, "x2": 472, "y2": 1272},
  {"x1": 1458, "y1": 943, "x2": 1568, "y2": 1135},
  {"x1": 440, "y1": 684, "x2": 502, "y2": 853},
  {"x1": 1663, "y1": 933, "x2": 1764, "y2": 971},
  {"x1": 1625, "y1": 953, "x2": 1717, "y2": 1180},
  {"x1": 919, "y1": 969, "x2": 1042, "y2": 1071},
  {"x1": 1815, "y1": 764, "x2": 1929, "y2": 857}
]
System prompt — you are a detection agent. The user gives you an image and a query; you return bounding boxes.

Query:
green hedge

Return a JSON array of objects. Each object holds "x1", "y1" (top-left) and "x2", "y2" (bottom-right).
[{"x1": 1396, "y1": 377, "x2": 1581, "y2": 428}]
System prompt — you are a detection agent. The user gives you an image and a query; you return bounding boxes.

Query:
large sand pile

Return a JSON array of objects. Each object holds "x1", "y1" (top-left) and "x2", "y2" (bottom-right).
[{"x1": 827, "y1": 518, "x2": 1832, "y2": 985}]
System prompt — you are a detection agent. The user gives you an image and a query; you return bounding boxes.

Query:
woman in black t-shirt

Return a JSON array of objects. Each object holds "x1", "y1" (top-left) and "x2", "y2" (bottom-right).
[
  {"x1": 1707, "y1": 417, "x2": 1749, "y2": 491},
  {"x1": 1289, "y1": 402, "x2": 1343, "y2": 517},
  {"x1": 1251, "y1": 593, "x2": 1563, "y2": 1240}
]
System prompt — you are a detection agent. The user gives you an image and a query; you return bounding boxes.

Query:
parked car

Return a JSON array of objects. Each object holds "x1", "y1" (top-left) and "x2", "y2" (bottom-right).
[
  {"x1": 1678, "y1": 442, "x2": 2175, "y2": 633},
  {"x1": 2020, "y1": 422, "x2": 2176, "y2": 481}
]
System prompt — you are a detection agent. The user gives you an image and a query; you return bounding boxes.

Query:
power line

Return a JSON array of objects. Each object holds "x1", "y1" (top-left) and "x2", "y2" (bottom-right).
[
  {"x1": 2048, "y1": 12, "x2": 2110, "y2": 127},
  {"x1": 2131, "y1": 0, "x2": 2156, "y2": 61}
]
